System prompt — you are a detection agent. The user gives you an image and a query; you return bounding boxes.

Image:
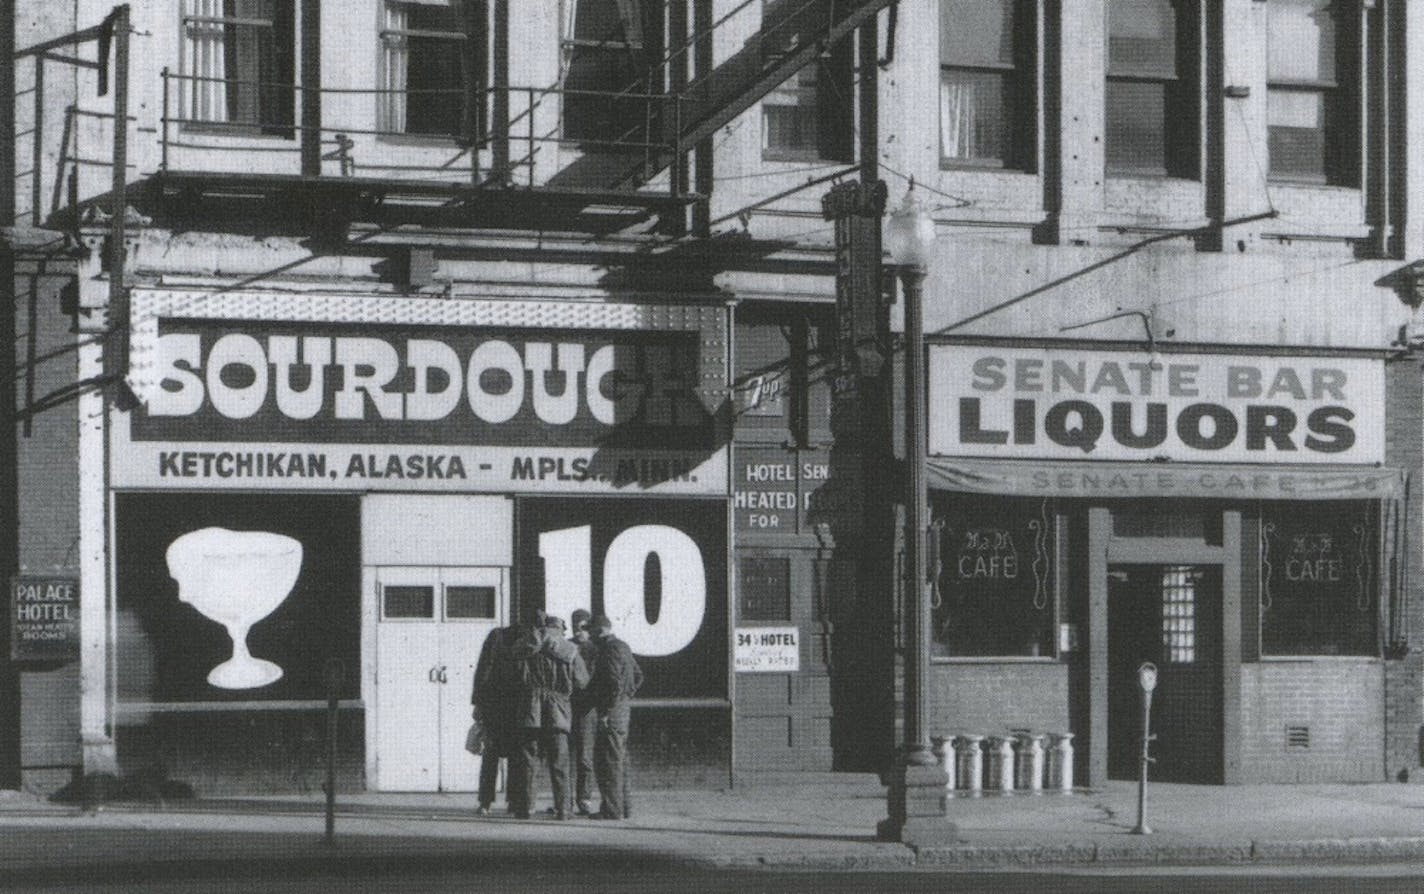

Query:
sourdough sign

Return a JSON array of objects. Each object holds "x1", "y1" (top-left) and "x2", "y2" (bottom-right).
[{"x1": 929, "y1": 347, "x2": 1384, "y2": 465}]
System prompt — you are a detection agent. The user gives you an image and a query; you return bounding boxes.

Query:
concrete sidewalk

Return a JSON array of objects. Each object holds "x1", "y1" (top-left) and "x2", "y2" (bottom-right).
[{"x1": 3, "y1": 778, "x2": 1424, "y2": 873}]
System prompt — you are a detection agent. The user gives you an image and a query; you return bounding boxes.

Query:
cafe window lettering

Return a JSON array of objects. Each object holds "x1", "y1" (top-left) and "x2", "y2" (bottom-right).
[
  {"x1": 1260, "y1": 501, "x2": 1377, "y2": 656},
  {"x1": 931, "y1": 494, "x2": 1055, "y2": 658}
]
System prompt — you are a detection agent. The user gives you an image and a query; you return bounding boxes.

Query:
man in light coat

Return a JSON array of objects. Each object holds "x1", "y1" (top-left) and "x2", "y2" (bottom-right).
[{"x1": 509, "y1": 614, "x2": 590, "y2": 819}]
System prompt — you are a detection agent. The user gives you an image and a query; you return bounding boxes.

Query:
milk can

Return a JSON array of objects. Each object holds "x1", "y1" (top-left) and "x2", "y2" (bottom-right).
[
  {"x1": 1046, "y1": 732, "x2": 1075, "y2": 792},
  {"x1": 932, "y1": 736, "x2": 957, "y2": 791},
  {"x1": 1015, "y1": 733, "x2": 1046, "y2": 792},
  {"x1": 984, "y1": 736, "x2": 1015, "y2": 793},
  {"x1": 955, "y1": 734, "x2": 984, "y2": 795}
]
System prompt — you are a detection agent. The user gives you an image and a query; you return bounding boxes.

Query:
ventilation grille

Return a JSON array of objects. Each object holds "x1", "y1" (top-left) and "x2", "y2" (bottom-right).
[{"x1": 1285, "y1": 726, "x2": 1311, "y2": 750}]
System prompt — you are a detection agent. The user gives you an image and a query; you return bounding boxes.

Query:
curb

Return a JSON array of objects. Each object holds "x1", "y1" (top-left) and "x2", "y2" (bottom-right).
[{"x1": 914, "y1": 836, "x2": 1424, "y2": 868}]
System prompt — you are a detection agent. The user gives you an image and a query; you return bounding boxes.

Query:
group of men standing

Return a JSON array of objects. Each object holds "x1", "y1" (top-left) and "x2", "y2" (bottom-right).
[{"x1": 472, "y1": 609, "x2": 643, "y2": 820}]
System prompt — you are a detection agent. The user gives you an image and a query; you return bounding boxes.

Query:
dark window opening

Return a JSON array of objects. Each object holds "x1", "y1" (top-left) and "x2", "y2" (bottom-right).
[
  {"x1": 761, "y1": 0, "x2": 854, "y2": 161},
  {"x1": 740, "y1": 557, "x2": 792, "y2": 621},
  {"x1": 446, "y1": 585, "x2": 496, "y2": 619},
  {"x1": 938, "y1": 0, "x2": 1037, "y2": 170},
  {"x1": 180, "y1": 0, "x2": 295, "y2": 134},
  {"x1": 384, "y1": 585, "x2": 435, "y2": 619},
  {"x1": 1259, "y1": 500, "x2": 1377, "y2": 656},
  {"x1": 563, "y1": 0, "x2": 665, "y2": 147},
  {"x1": 380, "y1": 0, "x2": 485, "y2": 140},
  {"x1": 1267, "y1": 0, "x2": 1359, "y2": 186},
  {"x1": 932, "y1": 494, "x2": 1056, "y2": 658},
  {"x1": 1105, "y1": 0, "x2": 1199, "y2": 178}
]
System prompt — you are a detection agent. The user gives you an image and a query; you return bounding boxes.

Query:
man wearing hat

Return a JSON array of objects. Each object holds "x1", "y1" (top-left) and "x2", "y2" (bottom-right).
[
  {"x1": 508, "y1": 613, "x2": 589, "y2": 819},
  {"x1": 567, "y1": 609, "x2": 599, "y2": 816},
  {"x1": 588, "y1": 614, "x2": 642, "y2": 820}
]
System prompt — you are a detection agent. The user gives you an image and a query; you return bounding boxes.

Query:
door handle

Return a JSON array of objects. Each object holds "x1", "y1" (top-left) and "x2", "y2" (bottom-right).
[{"x1": 437, "y1": 666, "x2": 448, "y2": 684}]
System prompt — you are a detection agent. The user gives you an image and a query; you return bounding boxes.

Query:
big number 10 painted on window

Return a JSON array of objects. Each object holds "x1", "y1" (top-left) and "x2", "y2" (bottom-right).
[{"x1": 539, "y1": 524, "x2": 706, "y2": 656}]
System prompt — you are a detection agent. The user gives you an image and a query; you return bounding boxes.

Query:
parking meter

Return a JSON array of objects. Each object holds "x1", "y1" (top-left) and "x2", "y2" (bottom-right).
[{"x1": 1133, "y1": 661, "x2": 1157, "y2": 835}]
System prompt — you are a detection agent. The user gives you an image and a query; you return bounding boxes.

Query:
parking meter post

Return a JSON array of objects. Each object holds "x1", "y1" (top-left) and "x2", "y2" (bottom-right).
[{"x1": 1133, "y1": 662, "x2": 1157, "y2": 836}]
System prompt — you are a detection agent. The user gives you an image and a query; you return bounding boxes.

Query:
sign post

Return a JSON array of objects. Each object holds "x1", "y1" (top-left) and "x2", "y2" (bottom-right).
[{"x1": 1134, "y1": 661, "x2": 1158, "y2": 835}]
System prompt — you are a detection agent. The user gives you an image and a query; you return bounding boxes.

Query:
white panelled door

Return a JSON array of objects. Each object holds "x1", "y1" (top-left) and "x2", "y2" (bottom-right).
[{"x1": 374, "y1": 566, "x2": 507, "y2": 792}]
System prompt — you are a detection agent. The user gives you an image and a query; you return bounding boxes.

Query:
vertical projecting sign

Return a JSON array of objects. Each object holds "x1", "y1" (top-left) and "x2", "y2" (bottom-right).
[{"x1": 822, "y1": 181, "x2": 888, "y2": 396}]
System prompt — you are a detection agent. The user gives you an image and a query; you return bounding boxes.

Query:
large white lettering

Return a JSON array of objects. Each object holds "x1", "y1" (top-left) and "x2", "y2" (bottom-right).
[
  {"x1": 538, "y1": 523, "x2": 707, "y2": 657},
  {"x1": 144, "y1": 333, "x2": 660, "y2": 427}
]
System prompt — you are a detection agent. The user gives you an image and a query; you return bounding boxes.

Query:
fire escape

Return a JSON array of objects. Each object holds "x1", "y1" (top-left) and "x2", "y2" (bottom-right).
[{"x1": 138, "y1": 0, "x2": 898, "y2": 237}]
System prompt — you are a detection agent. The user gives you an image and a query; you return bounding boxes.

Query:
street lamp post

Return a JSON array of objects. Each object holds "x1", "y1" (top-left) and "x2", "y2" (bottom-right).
[{"x1": 878, "y1": 185, "x2": 956, "y2": 845}]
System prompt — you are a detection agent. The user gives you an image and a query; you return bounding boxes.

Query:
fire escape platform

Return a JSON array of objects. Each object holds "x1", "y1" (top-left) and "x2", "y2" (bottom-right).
[{"x1": 146, "y1": 170, "x2": 704, "y2": 235}]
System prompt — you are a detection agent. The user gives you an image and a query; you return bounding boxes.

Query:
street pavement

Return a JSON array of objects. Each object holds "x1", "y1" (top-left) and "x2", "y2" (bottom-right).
[{"x1": 3, "y1": 776, "x2": 1424, "y2": 881}]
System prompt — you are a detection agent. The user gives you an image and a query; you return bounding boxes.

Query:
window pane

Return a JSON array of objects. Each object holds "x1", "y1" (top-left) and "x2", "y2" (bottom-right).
[
  {"x1": 940, "y1": 70, "x2": 1011, "y2": 163},
  {"x1": 1108, "y1": 0, "x2": 1177, "y2": 76},
  {"x1": 940, "y1": 0, "x2": 1015, "y2": 67},
  {"x1": 739, "y1": 557, "x2": 791, "y2": 622},
  {"x1": 447, "y1": 585, "x2": 496, "y2": 619},
  {"x1": 932, "y1": 494, "x2": 1055, "y2": 658},
  {"x1": 384, "y1": 585, "x2": 434, "y2": 619},
  {"x1": 564, "y1": 49, "x2": 648, "y2": 142},
  {"x1": 1260, "y1": 501, "x2": 1377, "y2": 656},
  {"x1": 1160, "y1": 566, "x2": 1197, "y2": 664},
  {"x1": 1106, "y1": 80, "x2": 1166, "y2": 173},
  {"x1": 404, "y1": 28, "x2": 465, "y2": 136},
  {"x1": 574, "y1": 0, "x2": 634, "y2": 44},
  {"x1": 1267, "y1": 88, "x2": 1327, "y2": 180},
  {"x1": 1268, "y1": 0, "x2": 1337, "y2": 84}
]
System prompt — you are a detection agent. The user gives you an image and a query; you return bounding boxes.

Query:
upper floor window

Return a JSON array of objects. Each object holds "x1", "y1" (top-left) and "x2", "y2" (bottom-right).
[
  {"x1": 761, "y1": 1, "x2": 854, "y2": 161},
  {"x1": 180, "y1": 0, "x2": 295, "y2": 133},
  {"x1": 562, "y1": 0, "x2": 663, "y2": 147},
  {"x1": 1267, "y1": 0, "x2": 1359, "y2": 186},
  {"x1": 379, "y1": 0, "x2": 484, "y2": 140},
  {"x1": 938, "y1": 0, "x2": 1036, "y2": 170},
  {"x1": 1105, "y1": 0, "x2": 1199, "y2": 177}
]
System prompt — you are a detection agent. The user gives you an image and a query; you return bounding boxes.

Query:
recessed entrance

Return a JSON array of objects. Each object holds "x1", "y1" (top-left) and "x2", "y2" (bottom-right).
[{"x1": 1107, "y1": 563, "x2": 1223, "y2": 784}]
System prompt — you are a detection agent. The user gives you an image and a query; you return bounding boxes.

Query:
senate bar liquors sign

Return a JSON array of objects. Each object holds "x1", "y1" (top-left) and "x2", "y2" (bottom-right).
[{"x1": 929, "y1": 347, "x2": 1384, "y2": 465}]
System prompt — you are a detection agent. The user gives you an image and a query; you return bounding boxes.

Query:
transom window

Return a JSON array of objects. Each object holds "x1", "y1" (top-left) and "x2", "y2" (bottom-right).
[
  {"x1": 1267, "y1": 0, "x2": 1359, "y2": 186},
  {"x1": 938, "y1": 0, "x2": 1036, "y2": 170},
  {"x1": 1105, "y1": 0, "x2": 1199, "y2": 177}
]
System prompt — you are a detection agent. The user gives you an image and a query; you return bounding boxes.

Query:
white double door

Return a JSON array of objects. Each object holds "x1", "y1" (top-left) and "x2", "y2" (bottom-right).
[{"x1": 374, "y1": 566, "x2": 508, "y2": 792}]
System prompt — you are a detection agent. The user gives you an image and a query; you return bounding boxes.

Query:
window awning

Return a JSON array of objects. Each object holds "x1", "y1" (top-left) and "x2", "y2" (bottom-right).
[{"x1": 925, "y1": 457, "x2": 1405, "y2": 501}]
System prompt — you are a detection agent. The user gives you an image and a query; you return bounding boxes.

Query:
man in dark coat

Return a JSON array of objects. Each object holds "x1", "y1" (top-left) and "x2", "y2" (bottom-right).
[
  {"x1": 589, "y1": 614, "x2": 642, "y2": 820},
  {"x1": 568, "y1": 608, "x2": 599, "y2": 816},
  {"x1": 509, "y1": 614, "x2": 590, "y2": 819},
  {"x1": 471, "y1": 621, "x2": 522, "y2": 815}
]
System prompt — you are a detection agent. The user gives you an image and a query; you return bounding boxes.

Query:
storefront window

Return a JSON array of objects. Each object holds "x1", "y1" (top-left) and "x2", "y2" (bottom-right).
[
  {"x1": 1260, "y1": 501, "x2": 1377, "y2": 656},
  {"x1": 931, "y1": 494, "x2": 1055, "y2": 658},
  {"x1": 115, "y1": 493, "x2": 362, "y2": 703}
]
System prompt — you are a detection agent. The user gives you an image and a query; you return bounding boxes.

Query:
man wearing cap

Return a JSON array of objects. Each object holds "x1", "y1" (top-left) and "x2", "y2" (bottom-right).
[
  {"x1": 508, "y1": 613, "x2": 590, "y2": 820},
  {"x1": 589, "y1": 614, "x2": 642, "y2": 820},
  {"x1": 568, "y1": 609, "x2": 599, "y2": 816},
  {"x1": 471, "y1": 618, "x2": 524, "y2": 815}
]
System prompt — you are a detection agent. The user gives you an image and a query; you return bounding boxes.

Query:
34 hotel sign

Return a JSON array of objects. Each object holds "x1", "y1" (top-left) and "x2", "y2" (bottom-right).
[{"x1": 929, "y1": 347, "x2": 1384, "y2": 464}]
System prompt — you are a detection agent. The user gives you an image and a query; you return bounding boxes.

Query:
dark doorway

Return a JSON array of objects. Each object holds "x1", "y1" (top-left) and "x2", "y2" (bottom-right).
[{"x1": 1107, "y1": 564, "x2": 1223, "y2": 783}]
